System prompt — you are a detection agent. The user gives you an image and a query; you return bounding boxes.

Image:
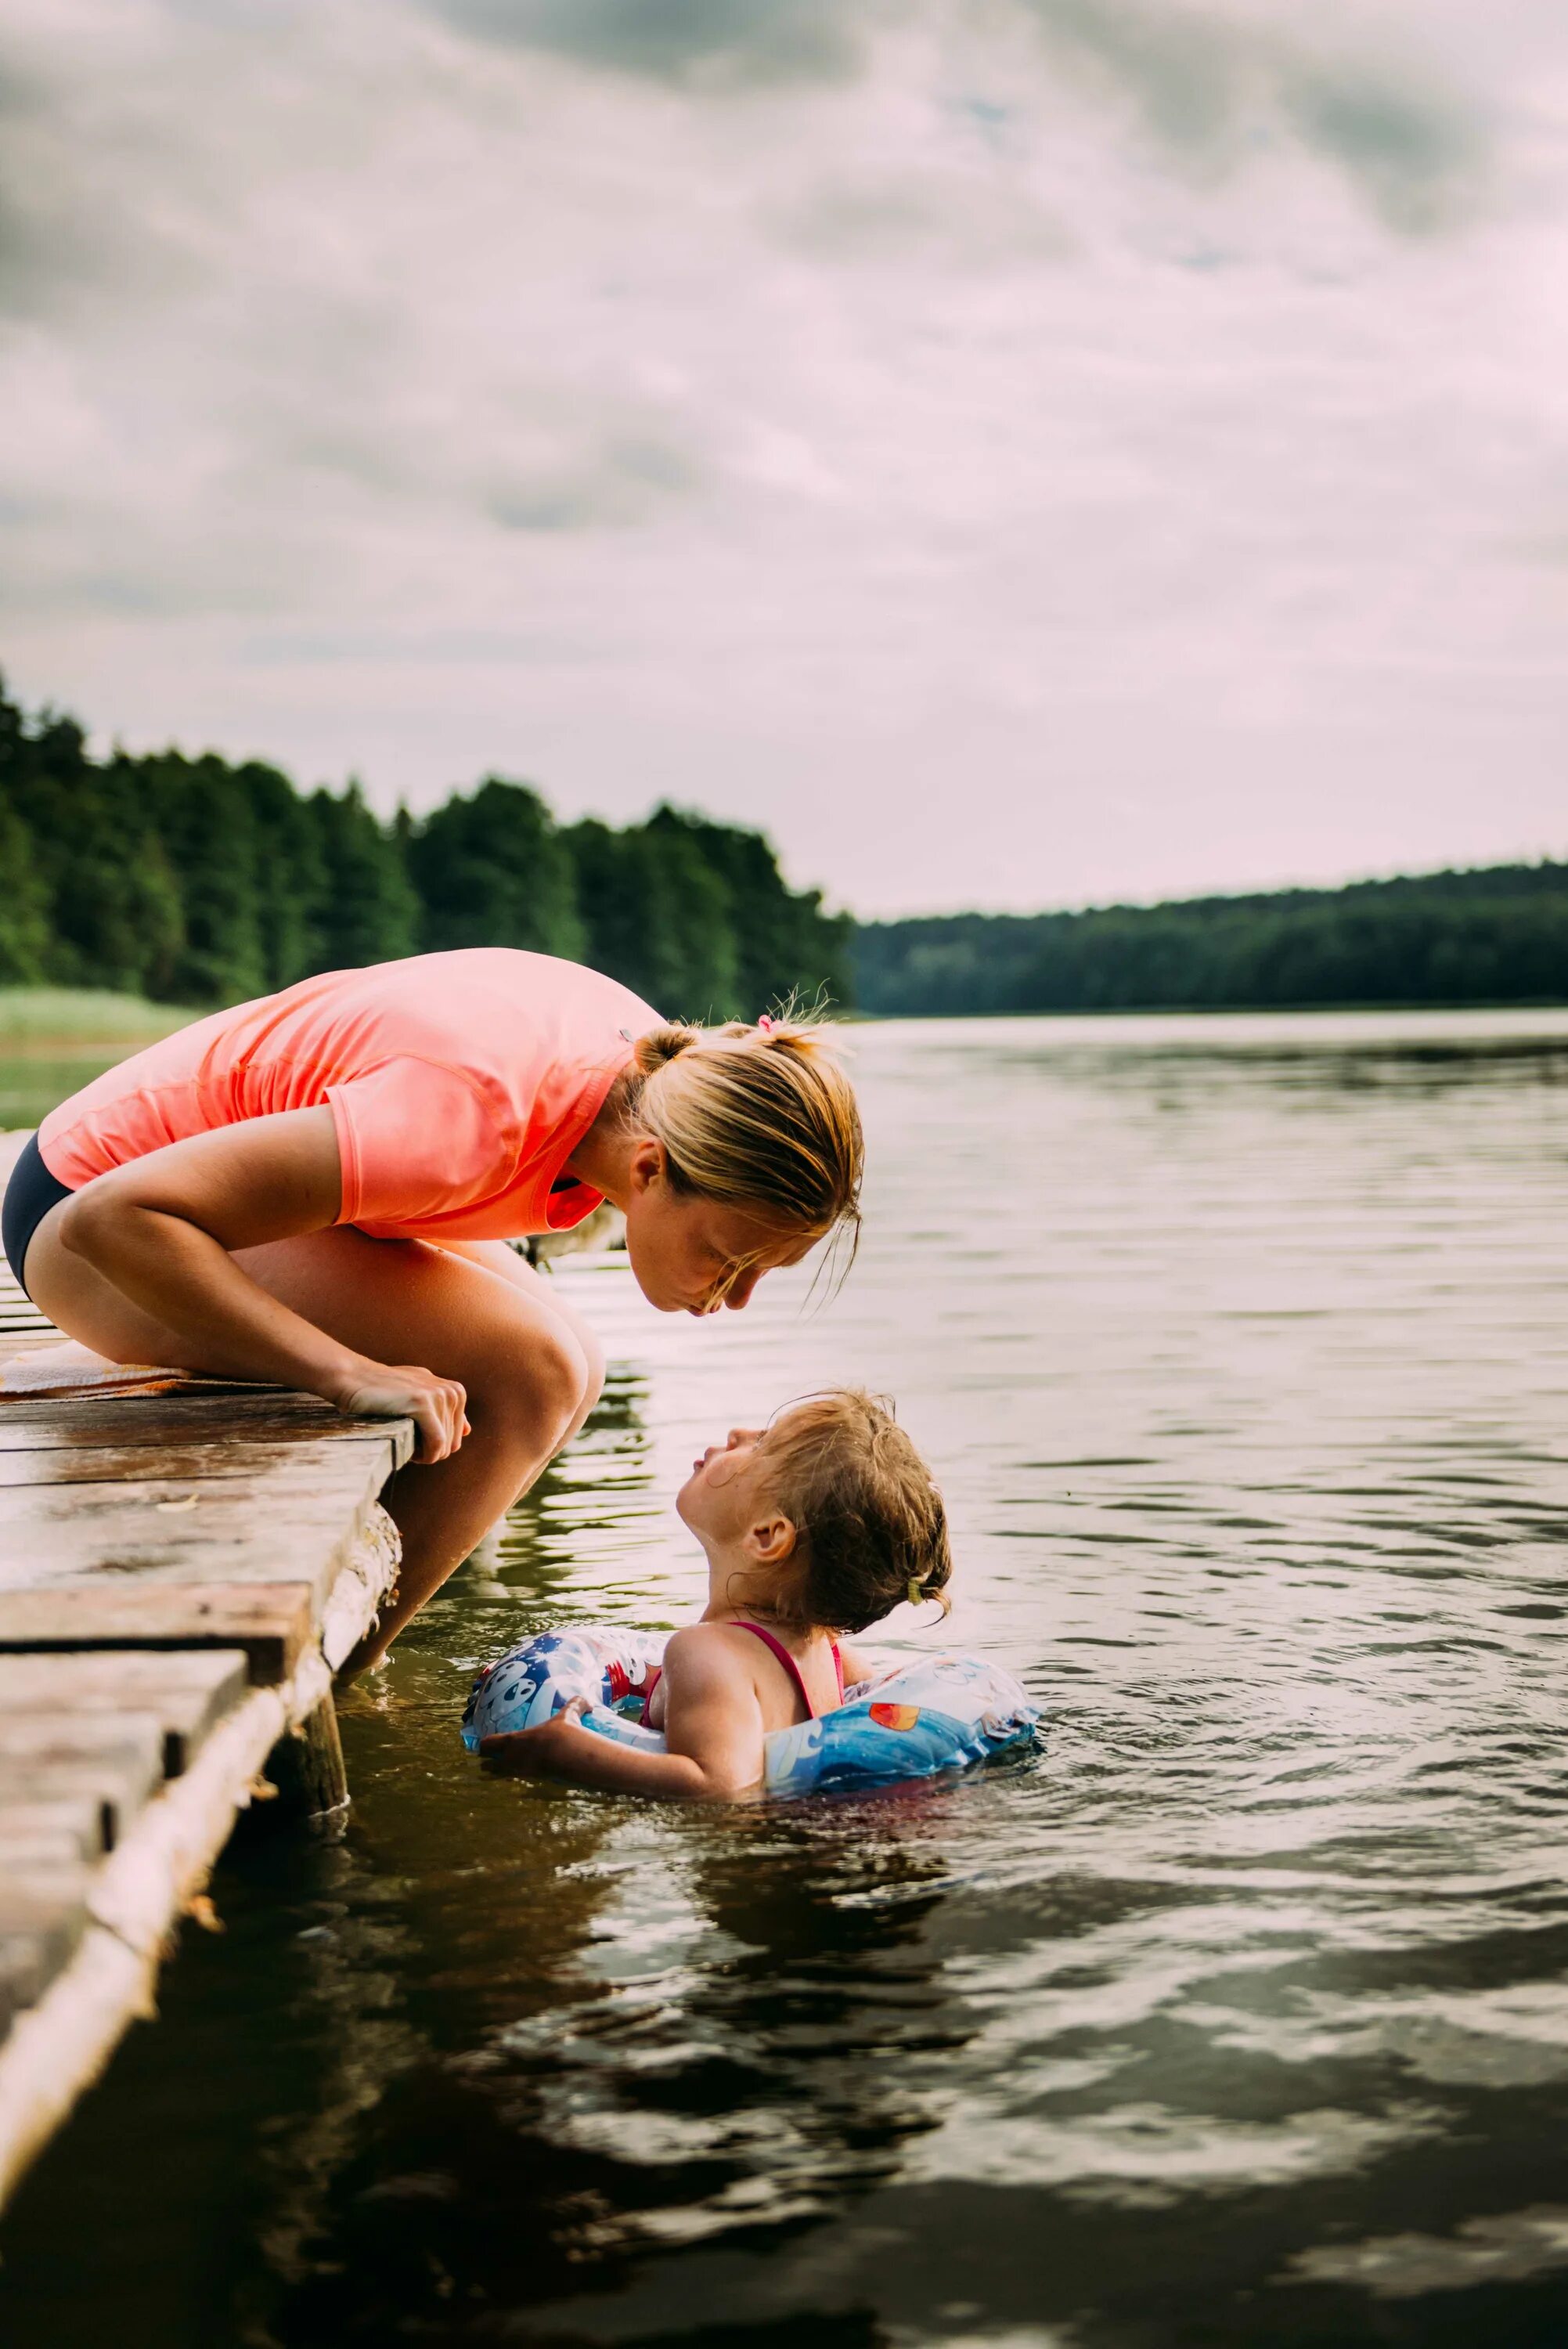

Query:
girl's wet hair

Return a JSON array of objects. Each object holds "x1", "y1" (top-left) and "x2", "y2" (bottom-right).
[
  {"x1": 625, "y1": 1010, "x2": 863, "y2": 1265},
  {"x1": 754, "y1": 1388, "x2": 952, "y2": 1636}
]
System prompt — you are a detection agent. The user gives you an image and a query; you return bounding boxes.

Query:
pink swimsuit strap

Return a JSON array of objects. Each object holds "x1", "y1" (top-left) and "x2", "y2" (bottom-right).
[
  {"x1": 641, "y1": 1627, "x2": 844, "y2": 1728},
  {"x1": 734, "y1": 1621, "x2": 843, "y2": 1721}
]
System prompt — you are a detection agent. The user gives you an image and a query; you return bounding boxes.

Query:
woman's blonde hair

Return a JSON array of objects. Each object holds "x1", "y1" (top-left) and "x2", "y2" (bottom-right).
[{"x1": 626, "y1": 1009, "x2": 863, "y2": 1256}]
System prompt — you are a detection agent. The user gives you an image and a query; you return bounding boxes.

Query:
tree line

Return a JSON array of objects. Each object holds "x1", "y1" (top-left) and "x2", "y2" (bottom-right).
[
  {"x1": 0, "y1": 677, "x2": 851, "y2": 1019},
  {"x1": 6, "y1": 670, "x2": 1563, "y2": 1023},
  {"x1": 853, "y1": 864, "x2": 1568, "y2": 1016}
]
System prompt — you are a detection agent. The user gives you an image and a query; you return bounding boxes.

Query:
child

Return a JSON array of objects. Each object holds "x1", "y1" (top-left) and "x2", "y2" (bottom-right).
[{"x1": 480, "y1": 1388, "x2": 951, "y2": 1799}]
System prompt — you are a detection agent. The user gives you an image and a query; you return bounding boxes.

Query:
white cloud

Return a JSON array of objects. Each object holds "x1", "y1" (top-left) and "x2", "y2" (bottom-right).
[{"x1": 1, "y1": 0, "x2": 1566, "y2": 914}]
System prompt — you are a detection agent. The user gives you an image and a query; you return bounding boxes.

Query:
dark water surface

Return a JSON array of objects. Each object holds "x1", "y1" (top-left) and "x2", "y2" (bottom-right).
[{"x1": 5, "y1": 1009, "x2": 1568, "y2": 2347}]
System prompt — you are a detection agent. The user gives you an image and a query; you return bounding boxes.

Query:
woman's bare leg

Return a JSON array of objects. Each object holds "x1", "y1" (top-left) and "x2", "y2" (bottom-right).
[
  {"x1": 26, "y1": 1210, "x2": 604, "y2": 1665},
  {"x1": 429, "y1": 1239, "x2": 607, "y2": 1449}
]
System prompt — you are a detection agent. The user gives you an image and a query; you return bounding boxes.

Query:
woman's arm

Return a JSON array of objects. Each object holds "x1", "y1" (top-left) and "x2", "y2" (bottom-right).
[
  {"x1": 480, "y1": 1628, "x2": 766, "y2": 1799},
  {"x1": 54, "y1": 1107, "x2": 468, "y2": 1460}
]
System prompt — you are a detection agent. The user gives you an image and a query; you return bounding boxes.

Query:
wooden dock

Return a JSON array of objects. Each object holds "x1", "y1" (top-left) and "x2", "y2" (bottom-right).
[{"x1": 0, "y1": 1134, "x2": 413, "y2": 2212}]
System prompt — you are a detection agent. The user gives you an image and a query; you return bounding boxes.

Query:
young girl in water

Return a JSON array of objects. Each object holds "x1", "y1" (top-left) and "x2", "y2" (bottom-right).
[{"x1": 480, "y1": 1388, "x2": 952, "y2": 1799}]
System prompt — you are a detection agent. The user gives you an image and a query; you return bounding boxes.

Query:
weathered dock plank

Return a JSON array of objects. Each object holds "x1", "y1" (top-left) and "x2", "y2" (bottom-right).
[
  {"x1": 0, "y1": 1797, "x2": 115, "y2": 1867},
  {"x1": 0, "y1": 1878, "x2": 88, "y2": 2034},
  {"x1": 0, "y1": 1727, "x2": 168, "y2": 1949},
  {"x1": 0, "y1": 1656, "x2": 254, "y2": 2031},
  {"x1": 0, "y1": 1581, "x2": 320, "y2": 1684},
  {"x1": 0, "y1": 1128, "x2": 415, "y2": 2214},
  {"x1": 0, "y1": 1431, "x2": 398, "y2": 1486},
  {"x1": 0, "y1": 1391, "x2": 369, "y2": 1448},
  {"x1": 0, "y1": 1437, "x2": 399, "y2": 1511},
  {"x1": 0, "y1": 1716, "x2": 169, "y2": 1777},
  {"x1": 0, "y1": 1748, "x2": 160, "y2": 1856},
  {"x1": 0, "y1": 1441, "x2": 406, "y2": 1607},
  {"x1": 0, "y1": 1651, "x2": 251, "y2": 1777},
  {"x1": 0, "y1": 1673, "x2": 334, "y2": 2202}
]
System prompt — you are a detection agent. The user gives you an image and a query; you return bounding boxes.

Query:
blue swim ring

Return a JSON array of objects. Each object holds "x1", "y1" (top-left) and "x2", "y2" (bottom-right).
[
  {"x1": 460, "y1": 1625, "x2": 661, "y2": 1748},
  {"x1": 463, "y1": 1626, "x2": 1038, "y2": 1795}
]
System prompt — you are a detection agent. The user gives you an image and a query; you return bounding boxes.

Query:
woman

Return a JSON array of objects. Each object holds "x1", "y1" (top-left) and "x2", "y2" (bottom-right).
[{"x1": 2, "y1": 949, "x2": 863, "y2": 1666}]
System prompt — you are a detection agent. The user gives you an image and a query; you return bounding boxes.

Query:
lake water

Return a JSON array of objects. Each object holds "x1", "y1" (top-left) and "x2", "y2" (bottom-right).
[
  {"x1": 0, "y1": 1052, "x2": 129, "y2": 1135},
  {"x1": 5, "y1": 1009, "x2": 1568, "y2": 2347}
]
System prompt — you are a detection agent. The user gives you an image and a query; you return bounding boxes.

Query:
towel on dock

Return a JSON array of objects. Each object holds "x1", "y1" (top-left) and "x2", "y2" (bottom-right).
[{"x1": 0, "y1": 1340, "x2": 232, "y2": 1400}]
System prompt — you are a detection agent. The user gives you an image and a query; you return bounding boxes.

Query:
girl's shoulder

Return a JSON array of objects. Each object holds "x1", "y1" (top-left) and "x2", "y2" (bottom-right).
[
  {"x1": 664, "y1": 1620, "x2": 755, "y2": 1665},
  {"x1": 672, "y1": 1619, "x2": 837, "y2": 1716},
  {"x1": 661, "y1": 1622, "x2": 769, "y2": 1701},
  {"x1": 668, "y1": 1618, "x2": 819, "y2": 1673}
]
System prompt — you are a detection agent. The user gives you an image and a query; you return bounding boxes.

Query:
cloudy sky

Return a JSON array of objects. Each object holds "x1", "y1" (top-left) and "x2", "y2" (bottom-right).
[{"x1": 3, "y1": 0, "x2": 1566, "y2": 918}]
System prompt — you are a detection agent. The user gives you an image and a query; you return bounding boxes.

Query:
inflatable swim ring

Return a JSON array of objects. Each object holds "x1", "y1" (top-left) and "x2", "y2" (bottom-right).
[
  {"x1": 462, "y1": 1625, "x2": 1038, "y2": 1795},
  {"x1": 460, "y1": 1625, "x2": 662, "y2": 1745}
]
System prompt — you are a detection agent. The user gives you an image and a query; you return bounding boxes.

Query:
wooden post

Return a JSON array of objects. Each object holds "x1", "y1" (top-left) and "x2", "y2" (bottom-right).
[{"x1": 263, "y1": 1697, "x2": 348, "y2": 1822}]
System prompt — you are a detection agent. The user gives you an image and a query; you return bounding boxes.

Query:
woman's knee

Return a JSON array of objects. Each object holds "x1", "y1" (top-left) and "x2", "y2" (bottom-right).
[
  {"x1": 528, "y1": 1292, "x2": 606, "y2": 1424},
  {"x1": 526, "y1": 1277, "x2": 605, "y2": 1416},
  {"x1": 574, "y1": 1319, "x2": 607, "y2": 1415},
  {"x1": 470, "y1": 1315, "x2": 594, "y2": 1453}
]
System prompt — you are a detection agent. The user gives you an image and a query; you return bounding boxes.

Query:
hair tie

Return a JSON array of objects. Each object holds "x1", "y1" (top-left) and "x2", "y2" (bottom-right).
[
  {"x1": 757, "y1": 1014, "x2": 775, "y2": 1034},
  {"x1": 907, "y1": 1578, "x2": 924, "y2": 1607}
]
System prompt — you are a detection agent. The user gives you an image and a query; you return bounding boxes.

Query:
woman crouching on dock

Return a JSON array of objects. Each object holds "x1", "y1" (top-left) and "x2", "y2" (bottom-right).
[{"x1": 0, "y1": 951, "x2": 863, "y2": 1666}]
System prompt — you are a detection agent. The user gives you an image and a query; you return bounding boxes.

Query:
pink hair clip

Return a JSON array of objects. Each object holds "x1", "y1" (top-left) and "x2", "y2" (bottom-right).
[{"x1": 757, "y1": 1014, "x2": 776, "y2": 1033}]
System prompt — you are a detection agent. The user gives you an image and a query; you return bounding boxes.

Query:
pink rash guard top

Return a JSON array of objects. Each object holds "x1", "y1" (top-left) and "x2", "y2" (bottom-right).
[{"x1": 38, "y1": 950, "x2": 661, "y2": 1243}]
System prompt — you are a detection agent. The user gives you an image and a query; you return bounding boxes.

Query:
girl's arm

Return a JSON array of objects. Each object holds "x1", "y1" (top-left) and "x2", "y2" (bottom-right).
[
  {"x1": 481, "y1": 1627, "x2": 766, "y2": 1800},
  {"x1": 837, "y1": 1640, "x2": 881, "y2": 1689},
  {"x1": 54, "y1": 1107, "x2": 468, "y2": 1460}
]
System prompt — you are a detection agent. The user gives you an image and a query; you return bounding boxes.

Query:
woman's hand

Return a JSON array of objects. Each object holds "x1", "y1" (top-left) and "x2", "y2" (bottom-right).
[{"x1": 330, "y1": 1360, "x2": 470, "y2": 1462}]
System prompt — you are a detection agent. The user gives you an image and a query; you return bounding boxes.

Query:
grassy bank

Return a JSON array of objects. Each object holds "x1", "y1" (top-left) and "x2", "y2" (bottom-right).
[
  {"x1": 0, "y1": 987, "x2": 194, "y2": 1052},
  {"x1": 0, "y1": 990, "x2": 193, "y2": 1131}
]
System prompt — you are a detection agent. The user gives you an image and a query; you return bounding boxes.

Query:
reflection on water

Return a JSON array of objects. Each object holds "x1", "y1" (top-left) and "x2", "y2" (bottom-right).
[{"x1": 5, "y1": 1009, "x2": 1568, "y2": 2347}]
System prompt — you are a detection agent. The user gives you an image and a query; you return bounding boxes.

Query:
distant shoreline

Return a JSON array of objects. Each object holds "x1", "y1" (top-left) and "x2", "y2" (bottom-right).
[
  {"x1": 852, "y1": 861, "x2": 1568, "y2": 1019},
  {"x1": 7, "y1": 978, "x2": 1568, "y2": 1057},
  {"x1": 847, "y1": 994, "x2": 1568, "y2": 1021}
]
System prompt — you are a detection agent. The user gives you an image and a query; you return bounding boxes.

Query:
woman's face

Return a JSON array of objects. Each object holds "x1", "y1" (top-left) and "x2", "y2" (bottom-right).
[{"x1": 623, "y1": 1142, "x2": 817, "y2": 1315}]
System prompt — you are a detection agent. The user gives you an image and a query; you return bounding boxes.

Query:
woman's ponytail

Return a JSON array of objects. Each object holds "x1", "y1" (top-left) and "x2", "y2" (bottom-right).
[{"x1": 632, "y1": 1023, "x2": 701, "y2": 1077}]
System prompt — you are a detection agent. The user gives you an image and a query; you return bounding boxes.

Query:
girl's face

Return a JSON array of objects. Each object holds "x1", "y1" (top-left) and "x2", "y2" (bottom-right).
[
  {"x1": 676, "y1": 1423, "x2": 770, "y2": 1546},
  {"x1": 622, "y1": 1142, "x2": 816, "y2": 1315}
]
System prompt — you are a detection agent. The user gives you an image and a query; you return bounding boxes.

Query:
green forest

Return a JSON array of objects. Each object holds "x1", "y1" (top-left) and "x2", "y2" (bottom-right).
[
  {"x1": 0, "y1": 677, "x2": 850, "y2": 1019},
  {"x1": 5, "y1": 672, "x2": 1566, "y2": 1023},
  {"x1": 854, "y1": 864, "x2": 1568, "y2": 1016}
]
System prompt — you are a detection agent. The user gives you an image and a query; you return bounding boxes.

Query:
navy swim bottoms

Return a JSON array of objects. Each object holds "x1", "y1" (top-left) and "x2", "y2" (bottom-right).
[{"x1": 2, "y1": 1133, "x2": 74, "y2": 1300}]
